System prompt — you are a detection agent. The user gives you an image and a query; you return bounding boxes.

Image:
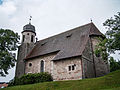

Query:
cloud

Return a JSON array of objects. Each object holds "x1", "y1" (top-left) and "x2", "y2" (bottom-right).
[{"x1": 0, "y1": 1, "x2": 16, "y2": 15}]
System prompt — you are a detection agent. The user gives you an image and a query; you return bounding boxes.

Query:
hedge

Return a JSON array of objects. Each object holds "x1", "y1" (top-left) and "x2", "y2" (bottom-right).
[{"x1": 9, "y1": 72, "x2": 53, "y2": 86}]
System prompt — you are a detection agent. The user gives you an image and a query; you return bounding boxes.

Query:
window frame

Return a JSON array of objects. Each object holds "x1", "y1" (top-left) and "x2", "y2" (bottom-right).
[{"x1": 67, "y1": 64, "x2": 76, "y2": 72}]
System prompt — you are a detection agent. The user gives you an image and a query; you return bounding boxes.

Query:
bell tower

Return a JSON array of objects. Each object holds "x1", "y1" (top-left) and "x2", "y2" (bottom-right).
[
  {"x1": 15, "y1": 16, "x2": 36, "y2": 78},
  {"x1": 22, "y1": 16, "x2": 36, "y2": 43}
]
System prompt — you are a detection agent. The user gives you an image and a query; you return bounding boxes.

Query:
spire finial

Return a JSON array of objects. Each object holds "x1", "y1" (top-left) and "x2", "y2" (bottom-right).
[
  {"x1": 90, "y1": 18, "x2": 92, "y2": 23},
  {"x1": 29, "y1": 16, "x2": 32, "y2": 24}
]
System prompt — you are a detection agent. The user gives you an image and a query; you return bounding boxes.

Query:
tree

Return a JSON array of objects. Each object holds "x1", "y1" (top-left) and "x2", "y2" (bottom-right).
[
  {"x1": 95, "y1": 12, "x2": 120, "y2": 71},
  {"x1": 109, "y1": 57, "x2": 120, "y2": 72},
  {"x1": 0, "y1": 29, "x2": 20, "y2": 76},
  {"x1": 103, "y1": 12, "x2": 120, "y2": 53}
]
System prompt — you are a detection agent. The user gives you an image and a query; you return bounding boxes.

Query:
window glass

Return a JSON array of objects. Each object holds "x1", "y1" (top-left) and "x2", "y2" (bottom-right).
[
  {"x1": 41, "y1": 60, "x2": 44, "y2": 72},
  {"x1": 29, "y1": 63, "x2": 32, "y2": 67},
  {"x1": 72, "y1": 65, "x2": 75, "y2": 70},
  {"x1": 68, "y1": 66, "x2": 71, "y2": 71}
]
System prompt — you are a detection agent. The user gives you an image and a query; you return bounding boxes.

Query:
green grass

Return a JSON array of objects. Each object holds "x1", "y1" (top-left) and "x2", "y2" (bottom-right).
[{"x1": 2, "y1": 70, "x2": 120, "y2": 90}]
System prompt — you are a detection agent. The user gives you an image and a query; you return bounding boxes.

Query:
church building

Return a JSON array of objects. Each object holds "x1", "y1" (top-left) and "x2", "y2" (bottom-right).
[{"x1": 15, "y1": 21, "x2": 109, "y2": 81}]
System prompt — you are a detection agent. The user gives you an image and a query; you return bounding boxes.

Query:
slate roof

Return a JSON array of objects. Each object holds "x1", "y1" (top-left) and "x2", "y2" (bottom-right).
[{"x1": 25, "y1": 23, "x2": 103, "y2": 61}]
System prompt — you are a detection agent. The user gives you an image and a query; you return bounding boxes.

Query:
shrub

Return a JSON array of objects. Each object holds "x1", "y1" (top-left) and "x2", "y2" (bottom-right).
[{"x1": 8, "y1": 72, "x2": 53, "y2": 86}]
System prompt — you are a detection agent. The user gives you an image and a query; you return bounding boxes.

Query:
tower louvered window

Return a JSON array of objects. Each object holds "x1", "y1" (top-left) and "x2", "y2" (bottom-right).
[
  {"x1": 31, "y1": 35, "x2": 34, "y2": 42},
  {"x1": 23, "y1": 35, "x2": 25, "y2": 42}
]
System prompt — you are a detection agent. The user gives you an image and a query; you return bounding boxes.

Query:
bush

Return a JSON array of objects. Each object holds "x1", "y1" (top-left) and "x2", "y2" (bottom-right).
[{"x1": 8, "y1": 72, "x2": 53, "y2": 86}]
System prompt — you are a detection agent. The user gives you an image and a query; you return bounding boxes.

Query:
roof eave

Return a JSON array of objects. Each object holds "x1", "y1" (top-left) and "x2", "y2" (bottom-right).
[{"x1": 52, "y1": 55, "x2": 82, "y2": 61}]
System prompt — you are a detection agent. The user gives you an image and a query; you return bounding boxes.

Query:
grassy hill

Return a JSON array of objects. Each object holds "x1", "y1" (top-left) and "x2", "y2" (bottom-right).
[{"x1": 2, "y1": 70, "x2": 120, "y2": 90}]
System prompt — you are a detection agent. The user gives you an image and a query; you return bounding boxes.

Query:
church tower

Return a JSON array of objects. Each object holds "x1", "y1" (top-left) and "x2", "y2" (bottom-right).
[
  {"x1": 22, "y1": 22, "x2": 36, "y2": 43},
  {"x1": 15, "y1": 17, "x2": 36, "y2": 78}
]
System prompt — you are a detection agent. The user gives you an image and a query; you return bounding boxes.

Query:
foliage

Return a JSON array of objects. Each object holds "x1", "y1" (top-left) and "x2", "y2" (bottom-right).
[
  {"x1": 8, "y1": 72, "x2": 53, "y2": 86},
  {"x1": 4, "y1": 70, "x2": 120, "y2": 90},
  {"x1": 0, "y1": 29, "x2": 20, "y2": 76},
  {"x1": 95, "y1": 12, "x2": 120, "y2": 71},
  {"x1": 94, "y1": 37, "x2": 109, "y2": 61},
  {"x1": 109, "y1": 57, "x2": 120, "y2": 72},
  {"x1": 103, "y1": 12, "x2": 120, "y2": 53}
]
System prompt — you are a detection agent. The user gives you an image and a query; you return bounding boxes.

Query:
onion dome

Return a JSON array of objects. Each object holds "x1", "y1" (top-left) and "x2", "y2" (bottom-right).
[{"x1": 23, "y1": 23, "x2": 36, "y2": 34}]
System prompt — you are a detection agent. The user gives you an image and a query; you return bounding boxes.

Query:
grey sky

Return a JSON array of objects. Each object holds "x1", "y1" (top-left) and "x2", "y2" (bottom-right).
[{"x1": 0, "y1": 0, "x2": 120, "y2": 82}]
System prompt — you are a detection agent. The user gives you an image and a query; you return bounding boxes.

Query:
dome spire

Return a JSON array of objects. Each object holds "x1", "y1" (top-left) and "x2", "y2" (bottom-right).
[
  {"x1": 23, "y1": 16, "x2": 36, "y2": 34},
  {"x1": 29, "y1": 16, "x2": 32, "y2": 24}
]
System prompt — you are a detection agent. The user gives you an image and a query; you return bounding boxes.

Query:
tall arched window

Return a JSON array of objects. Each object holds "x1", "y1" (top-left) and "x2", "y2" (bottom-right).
[
  {"x1": 40, "y1": 60, "x2": 44, "y2": 72},
  {"x1": 22, "y1": 35, "x2": 25, "y2": 42}
]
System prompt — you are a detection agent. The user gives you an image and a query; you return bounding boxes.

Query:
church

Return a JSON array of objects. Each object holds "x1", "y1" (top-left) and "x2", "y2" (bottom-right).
[{"x1": 15, "y1": 21, "x2": 109, "y2": 81}]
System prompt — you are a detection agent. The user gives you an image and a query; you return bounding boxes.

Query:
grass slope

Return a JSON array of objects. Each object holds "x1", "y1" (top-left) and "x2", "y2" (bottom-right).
[{"x1": 2, "y1": 70, "x2": 120, "y2": 90}]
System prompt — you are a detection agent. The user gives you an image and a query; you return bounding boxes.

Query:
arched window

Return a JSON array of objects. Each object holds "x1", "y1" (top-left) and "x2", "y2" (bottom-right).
[
  {"x1": 40, "y1": 60, "x2": 44, "y2": 72},
  {"x1": 22, "y1": 35, "x2": 25, "y2": 42}
]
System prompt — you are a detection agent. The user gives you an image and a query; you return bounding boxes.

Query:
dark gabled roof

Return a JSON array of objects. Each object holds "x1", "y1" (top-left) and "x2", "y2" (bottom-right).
[{"x1": 25, "y1": 23, "x2": 103, "y2": 60}]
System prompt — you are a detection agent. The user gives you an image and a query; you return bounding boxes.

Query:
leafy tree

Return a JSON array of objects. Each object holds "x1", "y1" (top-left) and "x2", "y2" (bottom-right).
[
  {"x1": 95, "y1": 12, "x2": 120, "y2": 71},
  {"x1": 95, "y1": 37, "x2": 109, "y2": 61},
  {"x1": 109, "y1": 57, "x2": 120, "y2": 72},
  {"x1": 0, "y1": 29, "x2": 20, "y2": 76},
  {"x1": 103, "y1": 12, "x2": 120, "y2": 53}
]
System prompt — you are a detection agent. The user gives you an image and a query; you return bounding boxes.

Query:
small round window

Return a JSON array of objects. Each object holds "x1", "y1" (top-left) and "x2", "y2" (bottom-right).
[{"x1": 29, "y1": 63, "x2": 32, "y2": 67}]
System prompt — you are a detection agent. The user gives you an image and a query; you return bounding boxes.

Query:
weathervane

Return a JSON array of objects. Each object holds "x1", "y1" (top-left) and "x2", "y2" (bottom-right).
[{"x1": 29, "y1": 16, "x2": 32, "y2": 24}]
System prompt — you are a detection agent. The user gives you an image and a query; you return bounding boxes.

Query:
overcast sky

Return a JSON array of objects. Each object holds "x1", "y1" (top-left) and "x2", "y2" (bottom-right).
[{"x1": 0, "y1": 0, "x2": 120, "y2": 82}]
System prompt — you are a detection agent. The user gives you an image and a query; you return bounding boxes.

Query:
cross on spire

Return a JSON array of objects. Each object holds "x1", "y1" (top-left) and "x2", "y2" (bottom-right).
[{"x1": 29, "y1": 16, "x2": 32, "y2": 24}]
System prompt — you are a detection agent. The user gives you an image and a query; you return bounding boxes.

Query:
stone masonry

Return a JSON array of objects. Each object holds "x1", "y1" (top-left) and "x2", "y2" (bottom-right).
[{"x1": 25, "y1": 53, "x2": 82, "y2": 81}]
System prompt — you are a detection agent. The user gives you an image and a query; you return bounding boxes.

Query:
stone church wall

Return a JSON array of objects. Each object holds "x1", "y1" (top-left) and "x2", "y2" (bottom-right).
[
  {"x1": 15, "y1": 43, "x2": 34, "y2": 78},
  {"x1": 91, "y1": 36, "x2": 110, "y2": 77},
  {"x1": 25, "y1": 53, "x2": 82, "y2": 81},
  {"x1": 53, "y1": 57, "x2": 82, "y2": 81},
  {"x1": 22, "y1": 32, "x2": 36, "y2": 43},
  {"x1": 25, "y1": 52, "x2": 57, "y2": 74},
  {"x1": 82, "y1": 38, "x2": 95, "y2": 78}
]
